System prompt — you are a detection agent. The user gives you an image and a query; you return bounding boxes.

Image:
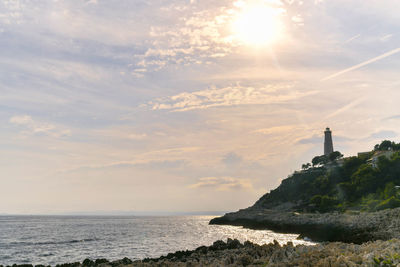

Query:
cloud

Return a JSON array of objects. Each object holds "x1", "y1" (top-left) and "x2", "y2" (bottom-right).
[
  {"x1": 254, "y1": 125, "x2": 298, "y2": 135},
  {"x1": 131, "y1": 4, "x2": 235, "y2": 73},
  {"x1": 58, "y1": 159, "x2": 187, "y2": 175},
  {"x1": 130, "y1": 0, "x2": 293, "y2": 74},
  {"x1": 297, "y1": 134, "x2": 353, "y2": 144},
  {"x1": 9, "y1": 115, "x2": 33, "y2": 125},
  {"x1": 128, "y1": 133, "x2": 147, "y2": 140},
  {"x1": 297, "y1": 134, "x2": 321, "y2": 144},
  {"x1": 0, "y1": 0, "x2": 25, "y2": 26},
  {"x1": 85, "y1": 0, "x2": 98, "y2": 5},
  {"x1": 369, "y1": 130, "x2": 397, "y2": 140},
  {"x1": 383, "y1": 115, "x2": 400, "y2": 121},
  {"x1": 9, "y1": 115, "x2": 70, "y2": 138},
  {"x1": 149, "y1": 84, "x2": 316, "y2": 111},
  {"x1": 189, "y1": 177, "x2": 254, "y2": 191},
  {"x1": 221, "y1": 152, "x2": 242, "y2": 166}
]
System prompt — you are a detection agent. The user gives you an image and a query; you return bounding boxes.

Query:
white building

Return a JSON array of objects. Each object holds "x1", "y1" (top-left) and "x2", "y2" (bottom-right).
[{"x1": 367, "y1": 150, "x2": 395, "y2": 168}]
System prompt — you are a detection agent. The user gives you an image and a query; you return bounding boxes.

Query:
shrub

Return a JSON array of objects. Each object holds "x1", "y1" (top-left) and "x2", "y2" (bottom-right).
[
  {"x1": 310, "y1": 195, "x2": 338, "y2": 212},
  {"x1": 376, "y1": 196, "x2": 400, "y2": 210}
]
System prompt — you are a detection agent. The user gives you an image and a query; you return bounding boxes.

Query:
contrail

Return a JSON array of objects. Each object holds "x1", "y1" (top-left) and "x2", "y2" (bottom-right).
[
  {"x1": 324, "y1": 96, "x2": 368, "y2": 119},
  {"x1": 321, "y1": 47, "x2": 400, "y2": 81},
  {"x1": 344, "y1": 33, "x2": 361, "y2": 44}
]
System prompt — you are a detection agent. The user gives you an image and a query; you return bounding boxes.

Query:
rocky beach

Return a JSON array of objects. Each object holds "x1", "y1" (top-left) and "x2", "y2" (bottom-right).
[
  {"x1": 5, "y1": 206, "x2": 400, "y2": 266},
  {"x1": 5, "y1": 208, "x2": 400, "y2": 266},
  {"x1": 5, "y1": 238, "x2": 400, "y2": 267}
]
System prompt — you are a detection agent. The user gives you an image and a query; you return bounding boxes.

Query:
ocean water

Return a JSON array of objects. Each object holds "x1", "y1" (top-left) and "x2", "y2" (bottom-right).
[{"x1": 0, "y1": 215, "x2": 314, "y2": 266}]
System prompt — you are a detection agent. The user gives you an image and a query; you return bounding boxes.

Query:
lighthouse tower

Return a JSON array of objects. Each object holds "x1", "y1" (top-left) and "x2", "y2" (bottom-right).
[{"x1": 324, "y1": 127, "x2": 334, "y2": 156}]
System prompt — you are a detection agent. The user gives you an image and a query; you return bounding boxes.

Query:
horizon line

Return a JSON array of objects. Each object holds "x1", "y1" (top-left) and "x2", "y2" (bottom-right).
[{"x1": 0, "y1": 210, "x2": 228, "y2": 216}]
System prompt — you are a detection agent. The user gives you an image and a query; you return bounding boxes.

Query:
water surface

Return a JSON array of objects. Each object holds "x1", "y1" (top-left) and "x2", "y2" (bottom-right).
[{"x1": 0, "y1": 215, "x2": 314, "y2": 265}]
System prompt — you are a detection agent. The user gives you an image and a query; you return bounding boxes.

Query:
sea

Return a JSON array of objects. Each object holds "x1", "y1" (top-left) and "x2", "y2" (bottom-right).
[{"x1": 0, "y1": 215, "x2": 315, "y2": 266}]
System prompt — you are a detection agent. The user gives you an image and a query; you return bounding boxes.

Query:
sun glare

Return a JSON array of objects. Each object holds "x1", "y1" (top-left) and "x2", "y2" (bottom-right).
[{"x1": 232, "y1": 4, "x2": 284, "y2": 46}]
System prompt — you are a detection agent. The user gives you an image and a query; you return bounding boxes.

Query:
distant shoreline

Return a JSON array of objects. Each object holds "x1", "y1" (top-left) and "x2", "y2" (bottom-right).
[
  {"x1": 0, "y1": 212, "x2": 227, "y2": 217},
  {"x1": 0, "y1": 211, "x2": 228, "y2": 217}
]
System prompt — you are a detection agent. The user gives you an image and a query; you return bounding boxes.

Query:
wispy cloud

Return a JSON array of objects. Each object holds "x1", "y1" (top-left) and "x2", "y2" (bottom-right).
[
  {"x1": 384, "y1": 115, "x2": 400, "y2": 121},
  {"x1": 254, "y1": 125, "x2": 300, "y2": 135},
  {"x1": 0, "y1": 0, "x2": 25, "y2": 26},
  {"x1": 297, "y1": 134, "x2": 352, "y2": 145},
  {"x1": 59, "y1": 159, "x2": 186, "y2": 174},
  {"x1": 321, "y1": 47, "x2": 400, "y2": 81},
  {"x1": 131, "y1": 0, "x2": 293, "y2": 74},
  {"x1": 149, "y1": 84, "x2": 316, "y2": 112},
  {"x1": 132, "y1": 4, "x2": 235, "y2": 73},
  {"x1": 368, "y1": 130, "x2": 397, "y2": 140},
  {"x1": 9, "y1": 115, "x2": 70, "y2": 138},
  {"x1": 297, "y1": 134, "x2": 321, "y2": 144},
  {"x1": 189, "y1": 177, "x2": 254, "y2": 191},
  {"x1": 221, "y1": 152, "x2": 243, "y2": 166}
]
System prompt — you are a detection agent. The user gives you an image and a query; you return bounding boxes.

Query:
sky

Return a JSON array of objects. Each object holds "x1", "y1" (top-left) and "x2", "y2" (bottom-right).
[{"x1": 1, "y1": 0, "x2": 400, "y2": 214}]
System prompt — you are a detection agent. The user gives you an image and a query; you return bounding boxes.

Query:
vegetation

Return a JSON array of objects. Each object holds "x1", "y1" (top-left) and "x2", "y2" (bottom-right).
[
  {"x1": 254, "y1": 140, "x2": 400, "y2": 213},
  {"x1": 373, "y1": 253, "x2": 400, "y2": 267}
]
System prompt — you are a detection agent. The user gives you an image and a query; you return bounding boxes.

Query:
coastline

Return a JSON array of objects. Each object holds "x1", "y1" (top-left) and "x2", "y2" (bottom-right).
[
  {"x1": 5, "y1": 208, "x2": 400, "y2": 266},
  {"x1": 209, "y1": 207, "x2": 400, "y2": 244},
  {"x1": 4, "y1": 238, "x2": 400, "y2": 266}
]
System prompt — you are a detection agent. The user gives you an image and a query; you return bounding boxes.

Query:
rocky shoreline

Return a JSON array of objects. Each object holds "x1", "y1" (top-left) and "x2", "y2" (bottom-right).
[
  {"x1": 209, "y1": 207, "x2": 400, "y2": 244},
  {"x1": 5, "y1": 238, "x2": 400, "y2": 266},
  {"x1": 6, "y1": 208, "x2": 400, "y2": 266}
]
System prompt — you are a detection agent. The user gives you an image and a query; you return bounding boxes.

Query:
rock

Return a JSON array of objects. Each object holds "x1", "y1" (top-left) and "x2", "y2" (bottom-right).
[
  {"x1": 210, "y1": 207, "x2": 400, "y2": 243},
  {"x1": 226, "y1": 238, "x2": 241, "y2": 249},
  {"x1": 94, "y1": 259, "x2": 108, "y2": 265},
  {"x1": 17, "y1": 238, "x2": 400, "y2": 266},
  {"x1": 238, "y1": 254, "x2": 253, "y2": 266},
  {"x1": 210, "y1": 240, "x2": 226, "y2": 250},
  {"x1": 82, "y1": 259, "x2": 94, "y2": 267}
]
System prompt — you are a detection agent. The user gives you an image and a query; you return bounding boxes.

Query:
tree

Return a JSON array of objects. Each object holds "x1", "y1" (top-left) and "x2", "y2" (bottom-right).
[
  {"x1": 376, "y1": 140, "x2": 395, "y2": 151},
  {"x1": 342, "y1": 156, "x2": 364, "y2": 180},
  {"x1": 328, "y1": 151, "x2": 343, "y2": 161},
  {"x1": 312, "y1": 155, "x2": 328, "y2": 166},
  {"x1": 310, "y1": 195, "x2": 338, "y2": 212},
  {"x1": 311, "y1": 152, "x2": 342, "y2": 167},
  {"x1": 351, "y1": 164, "x2": 378, "y2": 196},
  {"x1": 302, "y1": 163, "x2": 311, "y2": 170}
]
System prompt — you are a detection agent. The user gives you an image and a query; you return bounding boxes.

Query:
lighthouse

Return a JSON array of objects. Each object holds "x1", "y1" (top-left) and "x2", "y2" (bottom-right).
[{"x1": 324, "y1": 127, "x2": 334, "y2": 156}]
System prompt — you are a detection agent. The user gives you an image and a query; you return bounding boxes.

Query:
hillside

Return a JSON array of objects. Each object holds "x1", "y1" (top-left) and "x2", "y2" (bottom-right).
[
  {"x1": 254, "y1": 140, "x2": 400, "y2": 213},
  {"x1": 209, "y1": 140, "x2": 400, "y2": 243}
]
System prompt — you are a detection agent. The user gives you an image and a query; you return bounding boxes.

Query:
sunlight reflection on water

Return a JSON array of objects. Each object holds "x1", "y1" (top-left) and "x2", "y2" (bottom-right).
[{"x1": 0, "y1": 215, "x2": 315, "y2": 266}]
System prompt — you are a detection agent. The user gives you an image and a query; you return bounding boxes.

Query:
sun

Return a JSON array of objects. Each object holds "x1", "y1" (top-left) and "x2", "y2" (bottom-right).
[{"x1": 232, "y1": 4, "x2": 284, "y2": 46}]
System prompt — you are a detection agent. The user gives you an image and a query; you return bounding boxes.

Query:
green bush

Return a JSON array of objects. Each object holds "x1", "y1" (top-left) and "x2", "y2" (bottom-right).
[
  {"x1": 376, "y1": 196, "x2": 400, "y2": 211},
  {"x1": 310, "y1": 195, "x2": 338, "y2": 212},
  {"x1": 382, "y1": 182, "x2": 396, "y2": 199},
  {"x1": 361, "y1": 199, "x2": 380, "y2": 211}
]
